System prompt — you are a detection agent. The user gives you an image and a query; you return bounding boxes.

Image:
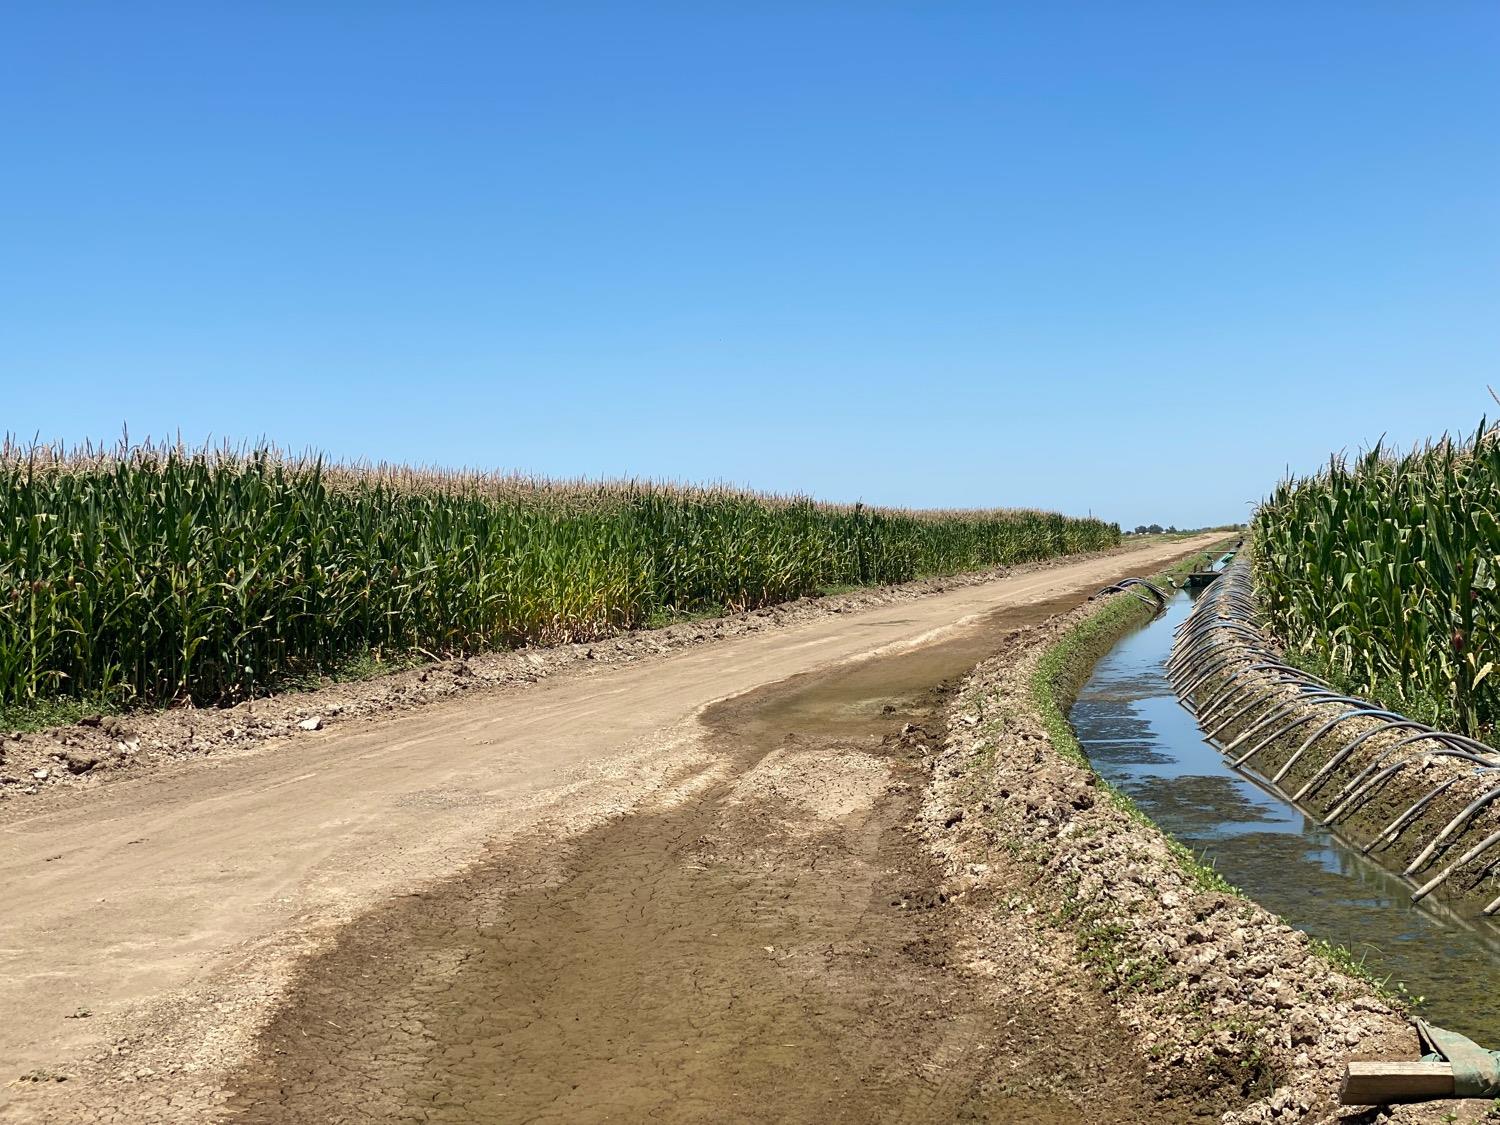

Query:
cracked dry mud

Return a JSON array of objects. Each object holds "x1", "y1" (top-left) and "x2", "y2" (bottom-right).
[{"x1": 223, "y1": 594, "x2": 1210, "y2": 1124}]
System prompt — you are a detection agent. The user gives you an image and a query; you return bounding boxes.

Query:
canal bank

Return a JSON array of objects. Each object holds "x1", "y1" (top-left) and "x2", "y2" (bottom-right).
[
  {"x1": 922, "y1": 552, "x2": 1483, "y2": 1123},
  {"x1": 1073, "y1": 587, "x2": 1500, "y2": 1049}
]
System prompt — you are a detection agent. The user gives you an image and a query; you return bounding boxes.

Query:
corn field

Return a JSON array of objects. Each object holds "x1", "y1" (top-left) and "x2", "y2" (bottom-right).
[
  {"x1": 0, "y1": 440, "x2": 1118, "y2": 711},
  {"x1": 1255, "y1": 420, "x2": 1500, "y2": 737}
]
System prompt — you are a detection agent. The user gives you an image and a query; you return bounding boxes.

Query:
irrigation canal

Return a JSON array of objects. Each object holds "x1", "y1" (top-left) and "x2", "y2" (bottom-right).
[{"x1": 1071, "y1": 587, "x2": 1500, "y2": 1046}]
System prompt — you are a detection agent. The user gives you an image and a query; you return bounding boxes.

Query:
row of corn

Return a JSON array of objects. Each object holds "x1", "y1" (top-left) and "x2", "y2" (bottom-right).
[
  {"x1": 0, "y1": 440, "x2": 1119, "y2": 710},
  {"x1": 1255, "y1": 420, "x2": 1500, "y2": 738}
]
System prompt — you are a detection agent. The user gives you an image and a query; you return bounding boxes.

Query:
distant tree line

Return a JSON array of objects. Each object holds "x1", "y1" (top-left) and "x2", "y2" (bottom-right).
[{"x1": 1124, "y1": 522, "x2": 1247, "y2": 536}]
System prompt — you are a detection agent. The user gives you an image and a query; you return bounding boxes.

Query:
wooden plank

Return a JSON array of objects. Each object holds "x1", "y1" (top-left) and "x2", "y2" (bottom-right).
[{"x1": 1340, "y1": 1061, "x2": 1455, "y2": 1105}]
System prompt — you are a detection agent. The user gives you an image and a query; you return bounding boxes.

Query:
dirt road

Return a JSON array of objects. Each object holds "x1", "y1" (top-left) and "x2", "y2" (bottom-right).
[{"x1": 0, "y1": 535, "x2": 1223, "y2": 1122}]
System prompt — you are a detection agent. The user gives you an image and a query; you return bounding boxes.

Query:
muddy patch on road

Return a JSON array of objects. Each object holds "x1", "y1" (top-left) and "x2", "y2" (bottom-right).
[{"x1": 219, "y1": 592, "x2": 1209, "y2": 1124}]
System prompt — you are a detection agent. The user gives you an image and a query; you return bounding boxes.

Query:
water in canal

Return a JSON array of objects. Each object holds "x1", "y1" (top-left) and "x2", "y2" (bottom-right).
[{"x1": 1070, "y1": 588, "x2": 1500, "y2": 1045}]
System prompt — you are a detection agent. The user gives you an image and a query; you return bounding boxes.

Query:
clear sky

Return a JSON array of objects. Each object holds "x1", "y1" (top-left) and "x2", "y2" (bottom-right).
[{"x1": 3, "y1": 3, "x2": 1496, "y2": 529}]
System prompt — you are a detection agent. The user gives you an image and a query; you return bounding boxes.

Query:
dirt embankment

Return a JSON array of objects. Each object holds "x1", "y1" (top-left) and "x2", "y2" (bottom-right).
[{"x1": 922, "y1": 594, "x2": 1486, "y2": 1124}]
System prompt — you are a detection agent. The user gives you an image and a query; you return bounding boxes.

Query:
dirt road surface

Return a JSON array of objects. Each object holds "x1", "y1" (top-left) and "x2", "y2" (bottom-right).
[{"x1": 1, "y1": 535, "x2": 1224, "y2": 1123}]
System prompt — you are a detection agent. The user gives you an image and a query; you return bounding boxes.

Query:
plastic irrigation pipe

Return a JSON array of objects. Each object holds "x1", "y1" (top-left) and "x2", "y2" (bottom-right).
[
  {"x1": 1175, "y1": 603, "x2": 1259, "y2": 635},
  {"x1": 1197, "y1": 673, "x2": 1301, "y2": 730},
  {"x1": 1317, "y1": 721, "x2": 1437, "y2": 811},
  {"x1": 1210, "y1": 691, "x2": 1326, "y2": 747},
  {"x1": 1168, "y1": 626, "x2": 1215, "y2": 659},
  {"x1": 1191, "y1": 674, "x2": 1253, "y2": 719},
  {"x1": 1196, "y1": 664, "x2": 1333, "y2": 726},
  {"x1": 1168, "y1": 639, "x2": 1234, "y2": 679},
  {"x1": 1170, "y1": 639, "x2": 1290, "y2": 693},
  {"x1": 1173, "y1": 612, "x2": 1255, "y2": 642},
  {"x1": 1231, "y1": 711, "x2": 1338, "y2": 769},
  {"x1": 1176, "y1": 653, "x2": 1257, "y2": 700},
  {"x1": 1172, "y1": 654, "x2": 1244, "y2": 693},
  {"x1": 1185, "y1": 650, "x2": 1273, "y2": 680},
  {"x1": 1170, "y1": 621, "x2": 1266, "y2": 657},
  {"x1": 1184, "y1": 581, "x2": 1251, "y2": 609},
  {"x1": 1366, "y1": 760, "x2": 1500, "y2": 861},
  {"x1": 1093, "y1": 580, "x2": 1166, "y2": 608},
  {"x1": 1203, "y1": 681, "x2": 1331, "y2": 744},
  {"x1": 1174, "y1": 607, "x2": 1208, "y2": 634},
  {"x1": 1222, "y1": 602, "x2": 1260, "y2": 617},
  {"x1": 1194, "y1": 670, "x2": 1279, "y2": 720},
  {"x1": 1193, "y1": 663, "x2": 1333, "y2": 720},
  {"x1": 1430, "y1": 732, "x2": 1500, "y2": 758},
  {"x1": 1179, "y1": 588, "x2": 1253, "y2": 617},
  {"x1": 1337, "y1": 735, "x2": 1500, "y2": 826},
  {"x1": 1422, "y1": 748, "x2": 1500, "y2": 769},
  {"x1": 1210, "y1": 590, "x2": 1257, "y2": 608},
  {"x1": 1405, "y1": 781, "x2": 1500, "y2": 876},
  {"x1": 1276, "y1": 709, "x2": 1408, "y2": 790},
  {"x1": 1206, "y1": 693, "x2": 1302, "y2": 744},
  {"x1": 1172, "y1": 597, "x2": 1253, "y2": 633},
  {"x1": 1225, "y1": 695, "x2": 1394, "y2": 772},
  {"x1": 1216, "y1": 599, "x2": 1259, "y2": 615},
  {"x1": 1178, "y1": 586, "x2": 1244, "y2": 615},
  {"x1": 1212, "y1": 609, "x2": 1259, "y2": 626},
  {"x1": 1174, "y1": 600, "x2": 1216, "y2": 629},
  {"x1": 1198, "y1": 658, "x2": 1333, "y2": 701},
  {"x1": 1220, "y1": 693, "x2": 1363, "y2": 758},
  {"x1": 1171, "y1": 655, "x2": 1256, "y2": 700},
  {"x1": 1324, "y1": 762, "x2": 1409, "y2": 826},
  {"x1": 1200, "y1": 679, "x2": 1310, "y2": 734},
  {"x1": 1203, "y1": 692, "x2": 1287, "y2": 743},
  {"x1": 1365, "y1": 776, "x2": 1468, "y2": 855},
  {"x1": 1171, "y1": 628, "x2": 1269, "y2": 671},
  {"x1": 1168, "y1": 628, "x2": 1257, "y2": 673},
  {"x1": 1411, "y1": 828, "x2": 1500, "y2": 904},
  {"x1": 1171, "y1": 614, "x2": 1262, "y2": 649},
  {"x1": 1205, "y1": 569, "x2": 1250, "y2": 591},
  {"x1": 1120, "y1": 577, "x2": 1171, "y2": 602}
]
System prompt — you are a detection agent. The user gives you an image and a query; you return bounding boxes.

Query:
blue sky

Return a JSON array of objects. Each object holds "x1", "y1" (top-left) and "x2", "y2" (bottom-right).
[{"x1": 3, "y1": 3, "x2": 1496, "y2": 529}]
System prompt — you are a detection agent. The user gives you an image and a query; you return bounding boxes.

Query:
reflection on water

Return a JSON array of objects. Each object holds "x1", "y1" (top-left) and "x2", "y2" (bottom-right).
[{"x1": 1071, "y1": 590, "x2": 1500, "y2": 1044}]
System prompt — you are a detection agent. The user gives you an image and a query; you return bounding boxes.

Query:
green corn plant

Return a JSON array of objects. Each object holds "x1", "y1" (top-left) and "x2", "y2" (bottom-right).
[
  {"x1": 1255, "y1": 420, "x2": 1500, "y2": 740},
  {"x1": 0, "y1": 438, "x2": 1119, "y2": 712}
]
